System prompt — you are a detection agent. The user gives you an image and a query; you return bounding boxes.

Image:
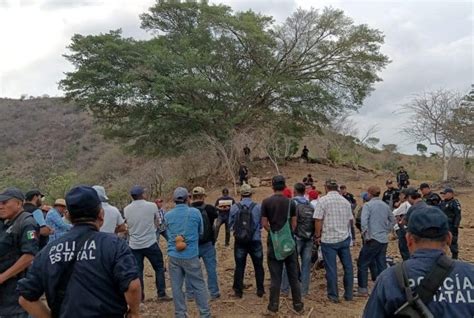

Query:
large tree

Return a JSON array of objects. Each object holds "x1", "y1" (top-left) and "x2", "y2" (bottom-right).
[{"x1": 60, "y1": 1, "x2": 389, "y2": 186}]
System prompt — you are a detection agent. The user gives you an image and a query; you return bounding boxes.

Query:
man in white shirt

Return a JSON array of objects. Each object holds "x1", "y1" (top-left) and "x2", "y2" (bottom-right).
[
  {"x1": 392, "y1": 188, "x2": 412, "y2": 260},
  {"x1": 124, "y1": 185, "x2": 172, "y2": 302},
  {"x1": 314, "y1": 179, "x2": 354, "y2": 303},
  {"x1": 93, "y1": 185, "x2": 126, "y2": 234}
]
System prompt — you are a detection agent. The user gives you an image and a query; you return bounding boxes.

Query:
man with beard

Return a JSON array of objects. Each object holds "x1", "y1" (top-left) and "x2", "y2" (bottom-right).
[{"x1": 24, "y1": 190, "x2": 52, "y2": 249}]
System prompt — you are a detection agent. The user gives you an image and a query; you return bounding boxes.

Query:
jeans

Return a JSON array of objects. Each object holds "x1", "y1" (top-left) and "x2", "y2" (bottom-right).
[
  {"x1": 281, "y1": 238, "x2": 313, "y2": 295},
  {"x1": 233, "y1": 240, "x2": 265, "y2": 295},
  {"x1": 131, "y1": 242, "x2": 167, "y2": 299},
  {"x1": 267, "y1": 239, "x2": 303, "y2": 313},
  {"x1": 186, "y1": 242, "x2": 220, "y2": 298},
  {"x1": 169, "y1": 256, "x2": 211, "y2": 318},
  {"x1": 396, "y1": 228, "x2": 410, "y2": 261},
  {"x1": 215, "y1": 214, "x2": 230, "y2": 246},
  {"x1": 357, "y1": 240, "x2": 388, "y2": 292},
  {"x1": 320, "y1": 236, "x2": 353, "y2": 301}
]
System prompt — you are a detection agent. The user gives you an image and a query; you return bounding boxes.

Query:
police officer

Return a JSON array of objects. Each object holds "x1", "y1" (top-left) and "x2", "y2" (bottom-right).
[
  {"x1": 363, "y1": 206, "x2": 474, "y2": 317},
  {"x1": 0, "y1": 187, "x2": 39, "y2": 318},
  {"x1": 419, "y1": 182, "x2": 441, "y2": 206},
  {"x1": 440, "y1": 188, "x2": 462, "y2": 259},
  {"x1": 382, "y1": 180, "x2": 400, "y2": 210},
  {"x1": 17, "y1": 186, "x2": 141, "y2": 318}
]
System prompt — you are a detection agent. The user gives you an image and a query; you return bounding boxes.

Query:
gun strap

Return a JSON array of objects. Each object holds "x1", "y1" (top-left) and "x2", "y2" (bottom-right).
[
  {"x1": 415, "y1": 254, "x2": 454, "y2": 303},
  {"x1": 395, "y1": 254, "x2": 455, "y2": 306}
]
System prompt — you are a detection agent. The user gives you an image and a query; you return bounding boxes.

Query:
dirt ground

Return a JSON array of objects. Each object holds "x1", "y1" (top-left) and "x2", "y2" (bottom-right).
[{"x1": 140, "y1": 162, "x2": 473, "y2": 317}]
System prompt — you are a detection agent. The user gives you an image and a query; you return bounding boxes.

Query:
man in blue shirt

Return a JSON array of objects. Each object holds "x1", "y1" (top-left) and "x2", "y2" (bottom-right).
[
  {"x1": 164, "y1": 187, "x2": 211, "y2": 318},
  {"x1": 357, "y1": 185, "x2": 395, "y2": 296},
  {"x1": 229, "y1": 184, "x2": 264, "y2": 298},
  {"x1": 45, "y1": 199, "x2": 72, "y2": 243},
  {"x1": 18, "y1": 186, "x2": 141, "y2": 318},
  {"x1": 363, "y1": 206, "x2": 474, "y2": 317}
]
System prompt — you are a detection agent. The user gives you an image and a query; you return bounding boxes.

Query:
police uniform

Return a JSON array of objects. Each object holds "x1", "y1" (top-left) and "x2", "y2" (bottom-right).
[
  {"x1": 423, "y1": 191, "x2": 441, "y2": 206},
  {"x1": 363, "y1": 206, "x2": 474, "y2": 318},
  {"x1": 0, "y1": 212, "x2": 39, "y2": 317},
  {"x1": 440, "y1": 198, "x2": 462, "y2": 259},
  {"x1": 17, "y1": 186, "x2": 139, "y2": 318}
]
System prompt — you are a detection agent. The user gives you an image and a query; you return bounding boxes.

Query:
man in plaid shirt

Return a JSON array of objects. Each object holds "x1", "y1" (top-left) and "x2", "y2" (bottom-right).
[{"x1": 314, "y1": 179, "x2": 354, "y2": 303}]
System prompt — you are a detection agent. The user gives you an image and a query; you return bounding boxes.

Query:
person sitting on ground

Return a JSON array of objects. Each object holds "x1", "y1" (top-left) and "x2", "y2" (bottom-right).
[
  {"x1": 302, "y1": 174, "x2": 314, "y2": 186},
  {"x1": 229, "y1": 184, "x2": 264, "y2": 298},
  {"x1": 93, "y1": 185, "x2": 126, "y2": 235},
  {"x1": 45, "y1": 199, "x2": 72, "y2": 243},
  {"x1": 300, "y1": 146, "x2": 309, "y2": 162},
  {"x1": 18, "y1": 186, "x2": 141, "y2": 318},
  {"x1": 363, "y1": 206, "x2": 474, "y2": 317},
  {"x1": 214, "y1": 188, "x2": 235, "y2": 247}
]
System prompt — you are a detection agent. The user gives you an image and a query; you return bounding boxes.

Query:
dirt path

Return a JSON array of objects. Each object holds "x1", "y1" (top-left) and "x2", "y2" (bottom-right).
[{"x1": 140, "y1": 163, "x2": 473, "y2": 317}]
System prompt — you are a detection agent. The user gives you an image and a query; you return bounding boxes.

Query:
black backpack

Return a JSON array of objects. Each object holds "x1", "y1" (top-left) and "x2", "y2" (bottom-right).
[
  {"x1": 234, "y1": 203, "x2": 256, "y2": 243},
  {"x1": 195, "y1": 204, "x2": 212, "y2": 244},
  {"x1": 295, "y1": 201, "x2": 315, "y2": 240}
]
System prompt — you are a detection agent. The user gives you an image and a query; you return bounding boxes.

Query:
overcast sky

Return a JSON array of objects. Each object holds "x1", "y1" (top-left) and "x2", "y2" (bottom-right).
[{"x1": 0, "y1": 0, "x2": 472, "y2": 154}]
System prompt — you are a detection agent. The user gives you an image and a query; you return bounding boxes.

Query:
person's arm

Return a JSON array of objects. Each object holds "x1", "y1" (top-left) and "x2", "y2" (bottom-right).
[
  {"x1": 262, "y1": 217, "x2": 270, "y2": 232},
  {"x1": 314, "y1": 219, "x2": 323, "y2": 244},
  {"x1": 18, "y1": 297, "x2": 51, "y2": 318},
  {"x1": 0, "y1": 254, "x2": 34, "y2": 284},
  {"x1": 291, "y1": 216, "x2": 297, "y2": 232},
  {"x1": 124, "y1": 279, "x2": 141, "y2": 318},
  {"x1": 453, "y1": 201, "x2": 462, "y2": 228},
  {"x1": 229, "y1": 205, "x2": 237, "y2": 231},
  {"x1": 290, "y1": 200, "x2": 297, "y2": 231},
  {"x1": 52, "y1": 212, "x2": 72, "y2": 231},
  {"x1": 361, "y1": 205, "x2": 370, "y2": 239}
]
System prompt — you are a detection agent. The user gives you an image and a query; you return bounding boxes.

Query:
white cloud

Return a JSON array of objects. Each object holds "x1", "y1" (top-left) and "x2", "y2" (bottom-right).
[{"x1": 0, "y1": 0, "x2": 472, "y2": 154}]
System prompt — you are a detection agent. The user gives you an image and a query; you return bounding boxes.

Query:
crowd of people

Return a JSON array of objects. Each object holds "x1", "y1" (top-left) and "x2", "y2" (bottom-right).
[{"x1": 0, "y1": 167, "x2": 472, "y2": 318}]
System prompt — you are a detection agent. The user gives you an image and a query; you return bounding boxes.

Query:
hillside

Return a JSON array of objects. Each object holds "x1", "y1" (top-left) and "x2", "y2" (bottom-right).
[{"x1": 0, "y1": 97, "x2": 470, "y2": 206}]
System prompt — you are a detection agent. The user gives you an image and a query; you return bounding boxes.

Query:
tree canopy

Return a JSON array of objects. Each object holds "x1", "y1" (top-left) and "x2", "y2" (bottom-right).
[{"x1": 60, "y1": 1, "x2": 389, "y2": 159}]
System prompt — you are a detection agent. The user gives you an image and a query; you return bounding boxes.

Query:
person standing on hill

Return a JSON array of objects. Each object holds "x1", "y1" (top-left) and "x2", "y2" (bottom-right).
[
  {"x1": 382, "y1": 180, "x2": 400, "y2": 210},
  {"x1": 439, "y1": 188, "x2": 461, "y2": 259},
  {"x1": 300, "y1": 146, "x2": 309, "y2": 162},
  {"x1": 419, "y1": 183, "x2": 442, "y2": 206},
  {"x1": 165, "y1": 187, "x2": 211, "y2": 318},
  {"x1": 238, "y1": 163, "x2": 249, "y2": 185},
  {"x1": 45, "y1": 199, "x2": 72, "y2": 243},
  {"x1": 186, "y1": 187, "x2": 220, "y2": 300},
  {"x1": 396, "y1": 166, "x2": 410, "y2": 189},
  {"x1": 229, "y1": 184, "x2": 264, "y2": 298},
  {"x1": 214, "y1": 188, "x2": 235, "y2": 247},
  {"x1": 93, "y1": 185, "x2": 126, "y2": 235},
  {"x1": 314, "y1": 179, "x2": 354, "y2": 303},
  {"x1": 154, "y1": 198, "x2": 168, "y2": 242},
  {"x1": 357, "y1": 186, "x2": 395, "y2": 297},
  {"x1": 124, "y1": 185, "x2": 172, "y2": 303},
  {"x1": 24, "y1": 189, "x2": 52, "y2": 249},
  {"x1": 243, "y1": 144, "x2": 251, "y2": 160},
  {"x1": 262, "y1": 175, "x2": 304, "y2": 316},
  {"x1": 340, "y1": 185, "x2": 357, "y2": 211}
]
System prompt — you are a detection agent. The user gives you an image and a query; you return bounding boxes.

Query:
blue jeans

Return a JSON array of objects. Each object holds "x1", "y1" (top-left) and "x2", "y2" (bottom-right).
[
  {"x1": 186, "y1": 242, "x2": 220, "y2": 298},
  {"x1": 233, "y1": 240, "x2": 265, "y2": 295},
  {"x1": 169, "y1": 256, "x2": 211, "y2": 318},
  {"x1": 321, "y1": 236, "x2": 353, "y2": 300},
  {"x1": 131, "y1": 242, "x2": 167, "y2": 299},
  {"x1": 281, "y1": 238, "x2": 312, "y2": 295},
  {"x1": 357, "y1": 240, "x2": 388, "y2": 292}
]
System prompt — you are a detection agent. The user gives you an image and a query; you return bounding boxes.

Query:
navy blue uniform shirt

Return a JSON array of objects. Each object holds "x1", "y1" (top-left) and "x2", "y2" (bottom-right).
[
  {"x1": 363, "y1": 249, "x2": 474, "y2": 317},
  {"x1": 17, "y1": 223, "x2": 139, "y2": 318}
]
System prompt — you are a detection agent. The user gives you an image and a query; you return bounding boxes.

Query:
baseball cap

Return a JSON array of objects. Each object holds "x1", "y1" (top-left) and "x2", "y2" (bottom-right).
[
  {"x1": 65, "y1": 186, "x2": 102, "y2": 220},
  {"x1": 130, "y1": 185, "x2": 145, "y2": 196},
  {"x1": 173, "y1": 187, "x2": 189, "y2": 202},
  {"x1": 325, "y1": 179, "x2": 338, "y2": 187},
  {"x1": 240, "y1": 184, "x2": 253, "y2": 196},
  {"x1": 54, "y1": 199, "x2": 67, "y2": 207},
  {"x1": 404, "y1": 187, "x2": 419, "y2": 197},
  {"x1": 419, "y1": 183, "x2": 430, "y2": 190},
  {"x1": 440, "y1": 188, "x2": 454, "y2": 194},
  {"x1": 272, "y1": 175, "x2": 286, "y2": 187},
  {"x1": 407, "y1": 206, "x2": 449, "y2": 239},
  {"x1": 92, "y1": 185, "x2": 109, "y2": 202},
  {"x1": 192, "y1": 187, "x2": 206, "y2": 195},
  {"x1": 25, "y1": 189, "x2": 44, "y2": 201},
  {"x1": 0, "y1": 187, "x2": 25, "y2": 202}
]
